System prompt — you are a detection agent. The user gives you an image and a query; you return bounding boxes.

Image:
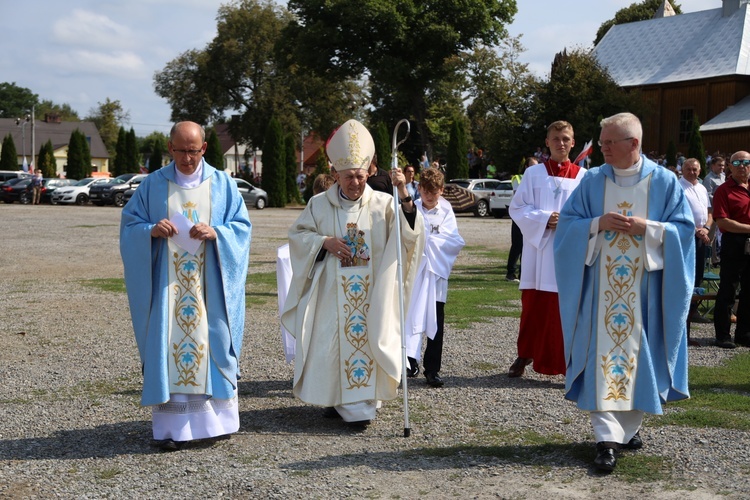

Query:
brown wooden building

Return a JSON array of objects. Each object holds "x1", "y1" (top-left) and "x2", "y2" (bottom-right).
[{"x1": 594, "y1": 0, "x2": 750, "y2": 157}]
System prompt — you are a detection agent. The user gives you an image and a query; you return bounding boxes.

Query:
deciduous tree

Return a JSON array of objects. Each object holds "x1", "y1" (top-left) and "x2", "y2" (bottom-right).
[{"x1": 594, "y1": 0, "x2": 683, "y2": 45}]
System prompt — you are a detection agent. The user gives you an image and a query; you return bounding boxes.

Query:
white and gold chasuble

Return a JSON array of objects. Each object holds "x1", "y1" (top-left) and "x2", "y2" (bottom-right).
[
  {"x1": 336, "y1": 199, "x2": 377, "y2": 405},
  {"x1": 595, "y1": 175, "x2": 650, "y2": 411},
  {"x1": 167, "y1": 181, "x2": 211, "y2": 395}
]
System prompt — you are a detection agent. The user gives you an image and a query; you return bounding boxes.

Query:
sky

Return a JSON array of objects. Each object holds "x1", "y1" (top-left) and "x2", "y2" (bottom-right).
[{"x1": 0, "y1": 0, "x2": 721, "y2": 138}]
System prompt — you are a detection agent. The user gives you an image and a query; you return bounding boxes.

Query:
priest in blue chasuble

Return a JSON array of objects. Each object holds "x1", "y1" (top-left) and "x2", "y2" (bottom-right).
[
  {"x1": 554, "y1": 113, "x2": 694, "y2": 472},
  {"x1": 121, "y1": 121, "x2": 251, "y2": 451},
  {"x1": 281, "y1": 119, "x2": 425, "y2": 429}
]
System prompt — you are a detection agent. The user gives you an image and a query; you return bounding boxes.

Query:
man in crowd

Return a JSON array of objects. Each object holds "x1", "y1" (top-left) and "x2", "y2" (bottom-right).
[
  {"x1": 366, "y1": 153, "x2": 394, "y2": 195},
  {"x1": 554, "y1": 112, "x2": 693, "y2": 472},
  {"x1": 711, "y1": 151, "x2": 750, "y2": 349},
  {"x1": 703, "y1": 156, "x2": 726, "y2": 205},
  {"x1": 31, "y1": 171, "x2": 43, "y2": 205},
  {"x1": 120, "y1": 121, "x2": 252, "y2": 451},
  {"x1": 679, "y1": 158, "x2": 713, "y2": 344},
  {"x1": 507, "y1": 121, "x2": 586, "y2": 378},
  {"x1": 281, "y1": 119, "x2": 424, "y2": 429}
]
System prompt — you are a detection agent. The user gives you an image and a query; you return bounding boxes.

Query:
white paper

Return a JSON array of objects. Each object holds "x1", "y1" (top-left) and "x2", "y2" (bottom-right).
[{"x1": 169, "y1": 212, "x2": 202, "y2": 255}]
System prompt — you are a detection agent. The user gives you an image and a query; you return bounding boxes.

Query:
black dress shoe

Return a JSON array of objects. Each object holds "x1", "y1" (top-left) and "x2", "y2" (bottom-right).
[
  {"x1": 152, "y1": 439, "x2": 183, "y2": 452},
  {"x1": 594, "y1": 442, "x2": 618, "y2": 472},
  {"x1": 425, "y1": 372, "x2": 444, "y2": 388},
  {"x1": 344, "y1": 419, "x2": 371, "y2": 431},
  {"x1": 322, "y1": 407, "x2": 342, "y2": 419},
  {"x1": 622, "y1": 431, "x2": 642, "y2": 450},
  {"x1": 715, "y1": 339, "x2": 737, "y2": 349},
  {"x1": 406, "y1": 357, "x2": 419, "y2": 378}
]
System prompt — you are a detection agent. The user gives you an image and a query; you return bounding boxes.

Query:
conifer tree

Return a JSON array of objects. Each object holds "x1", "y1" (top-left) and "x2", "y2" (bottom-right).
[
  {"x1": 37, "y1": 140, "x2": 56, "y2": 178},
  {"x1": 66, "y1": 129, "x2": 91, "y2": 179},
  {"x1": 285, "y1": 133, "x2": 301, "y2": 204},
  {"x1": 261, "y1": 116, "x2": 286, "y2": 207},
  {"x1": 687, "y1": 115, "x2": 707, "y2": 176},
  {"x1": 148, "y1": 137, "x2": 165, "y2": 173},
  {"x1": 0, "y1": 134, "x2": 18, "y2": 170},
  {"x1": 446, "y1": 116, "x2": 468, "y2": 180},
  {"x1": 113, "y1": 127, "x2": 127, "y2": 176},
  {"x1": 205, "y1": 128, "x2": 224, "y2": 169},
  {"x1": 126, "y1": 128, "x2": 139, "y2": 173}
]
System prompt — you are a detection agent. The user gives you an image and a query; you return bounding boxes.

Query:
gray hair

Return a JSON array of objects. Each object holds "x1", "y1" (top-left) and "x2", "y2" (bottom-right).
[
  {"x1": 600, "y1": 112, "x2": 643, "y2": 146},
  {"x1": 170, "y1": 121, "x2": 206, "y2": 142}
]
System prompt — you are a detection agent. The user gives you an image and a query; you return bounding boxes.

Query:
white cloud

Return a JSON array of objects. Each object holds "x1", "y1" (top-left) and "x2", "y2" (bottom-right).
[
  {"x1": 39, "y1": 50, "x2": 147, "y2": 79},
  {"x1": 52, "y1": 9, "x2": 135, "y2": 50}
]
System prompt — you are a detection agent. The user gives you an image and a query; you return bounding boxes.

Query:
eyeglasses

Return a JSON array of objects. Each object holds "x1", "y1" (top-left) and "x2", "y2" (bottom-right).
[
  {"x1": 172, "y1": 148, "x2": 203, "y2": 157},
  {"x1": 731, "y1": 159, "x2": 750, "y2": 167},
  {"x1": 597, "y1": 137, "x2": 634, "y2": 148}
]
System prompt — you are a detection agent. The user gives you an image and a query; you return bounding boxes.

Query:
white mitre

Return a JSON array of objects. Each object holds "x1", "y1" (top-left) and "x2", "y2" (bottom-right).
[{"x1": 326, "y1": 119, "x2": 375, "y2": 171}]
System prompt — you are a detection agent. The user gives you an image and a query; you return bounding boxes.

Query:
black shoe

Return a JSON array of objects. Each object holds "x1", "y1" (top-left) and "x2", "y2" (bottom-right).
[
  {"x1": 151, "y1": 439, "x2": 183, "y2": 452},
  {"x1": 622, "y1": 431, "x2": 642, "y2": 450},
  {"x1": 735, "y1": 337, "x2": 750, "y2": 348},
  {"x1": 406, "y1": 357, "x2": 419, "y2": 378},
  {"x1": 425, "y1": 372, "x2": 444, "y2": 388},
  {"x1": 322, "y1": 407, "x2": 342, "y2": 419},
  {"x1": 715, "y1": 339, "x2": 737, "y2": 349},
  {"x1": 344, "y1": 419, "x2": 371, "y2": 430},
  {"x1": 594, "y1": 442, "x2": 618, "y2": 472}
]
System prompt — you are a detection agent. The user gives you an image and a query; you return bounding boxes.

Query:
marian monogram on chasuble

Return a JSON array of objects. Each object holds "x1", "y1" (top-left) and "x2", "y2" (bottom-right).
[
  {"x1": 595, "y1": 175, "x2": 650, "y2": 411},
  {"x1": 167, "y1": 181, "x2": 212, "y2": 394},
  {"x1": 336, "y1": 200, "x2": 376, "y2": 403}
]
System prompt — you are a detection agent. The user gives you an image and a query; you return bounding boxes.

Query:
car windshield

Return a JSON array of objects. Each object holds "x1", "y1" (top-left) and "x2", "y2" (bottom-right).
[
  {"x1": 450, "y1": 180, "x2": 470, "y2": 189},
  {"x1": 109, "y1": 178, "x2": 127, "y2": 185},
  {"x1": 75, "y1": 178, "x2": 95, "y2": 186}
]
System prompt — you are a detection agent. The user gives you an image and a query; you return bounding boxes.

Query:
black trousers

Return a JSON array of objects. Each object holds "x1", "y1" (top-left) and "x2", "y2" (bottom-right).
[
  {"x1": 687, "y1": 236, "x2": 706, "y2": 337},
  {"x1": 507, "y1": 220, "x2": 523, "y2": 278},
  {"x1": 410, "y1": 301, "x2": 446, "y2": 376},
  {"x1": 714, "y1": 233, "x2": 750, "y2": 343}
]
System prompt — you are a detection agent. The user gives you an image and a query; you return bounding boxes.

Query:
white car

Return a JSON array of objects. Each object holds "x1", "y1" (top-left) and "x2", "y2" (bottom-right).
[
  {"x1": 489, "y1": 180, "x2": 514, "y2": 218},
  {"x1": 51, "y1": 177, "x2": 109, "y2": 205}
]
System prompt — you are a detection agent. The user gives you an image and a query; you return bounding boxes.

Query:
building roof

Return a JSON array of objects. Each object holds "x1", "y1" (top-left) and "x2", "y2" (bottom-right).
[
  {"x1": 593, "y1": 2, "x2": 750, "y2": 87},
  {"x1": 701, "y1": 94, "x2": 750, "y2": 131},
  {"x1": 0, "y1": 117, "x2": 109, "y2": 158}
]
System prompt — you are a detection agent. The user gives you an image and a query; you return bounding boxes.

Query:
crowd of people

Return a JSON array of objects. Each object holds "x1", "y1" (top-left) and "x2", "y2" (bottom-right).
[{"x1": 118, "y1": 115, "x2": 748, "y2": 475}]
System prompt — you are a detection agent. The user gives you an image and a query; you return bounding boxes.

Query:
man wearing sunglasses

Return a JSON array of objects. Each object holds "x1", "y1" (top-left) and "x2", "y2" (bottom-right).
[{"x1": 711, "y1": 152, "x2": 750, "y2": 349}]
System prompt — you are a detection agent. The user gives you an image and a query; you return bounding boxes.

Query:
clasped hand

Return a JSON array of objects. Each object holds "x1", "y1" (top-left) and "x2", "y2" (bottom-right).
[
  {"x1": 151, "y1": 219, "x2": 217, "y2": 240},
  {"x1": 599, "y1": 212, "x2": 647, "y2": 235}
]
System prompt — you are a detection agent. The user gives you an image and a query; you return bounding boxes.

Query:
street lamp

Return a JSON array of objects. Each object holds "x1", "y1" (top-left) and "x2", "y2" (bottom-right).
[{"x1": 15, "y1": 113, "x2": 30, "y2": 171}]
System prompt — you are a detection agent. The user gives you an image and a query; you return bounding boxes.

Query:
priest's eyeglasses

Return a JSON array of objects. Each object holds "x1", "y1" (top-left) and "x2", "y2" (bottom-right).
[
  {"x1": 173, "y1": 148, "x2": 203, "y2": 157},
  {"x1": 597, "y1": 137, "x2": 634, "y2": 148},
  {"x1": 731, "y1": 159, "x2": 750, "y2": 167}
]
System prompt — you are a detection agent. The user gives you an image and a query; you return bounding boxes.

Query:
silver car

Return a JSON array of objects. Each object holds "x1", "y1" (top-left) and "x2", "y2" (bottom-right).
[{"x1": 234, "y1": 178, "x2": 268, "y2": 209}]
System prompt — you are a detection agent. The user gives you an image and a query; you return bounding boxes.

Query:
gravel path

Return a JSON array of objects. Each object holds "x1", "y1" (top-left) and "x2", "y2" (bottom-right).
[{"x1": 0, "y1": 204, "x2": 746, "y2": 499}]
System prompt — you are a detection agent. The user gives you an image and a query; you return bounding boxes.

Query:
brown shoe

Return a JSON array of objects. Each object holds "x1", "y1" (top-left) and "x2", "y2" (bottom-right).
[{"x1": 508, "y1": 357, "x2": 532, "y2": 378}]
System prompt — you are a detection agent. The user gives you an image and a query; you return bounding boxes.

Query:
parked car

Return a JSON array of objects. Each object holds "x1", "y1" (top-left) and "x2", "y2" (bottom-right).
[
  {"x1": 89, "y1": 173, "x2": 147, "y2": 207},
  {"x1": 42, "y1": 178, "x2": 77, "y2": 204},
  {"x1": 445, "y1": 178, "x2": 504, "y2": 217},
  {"x1": 0, "y1": 177, "x2": 33, "y2": 203},
  {"x1": 51, "y1": 177, "x2": 109, "y2": 205},
  {"x1": 0, "y1": 170, "x2": 31, "y2": 186},
  {"x1": 234, "y1": 178, "x2": 268, "y2": 209},
  {"x1": 488, "y1": 180, "x2": 514, "y2": 218},
  {"x1": 121, "y1": 175, "x2": 147, "y2": 205}
]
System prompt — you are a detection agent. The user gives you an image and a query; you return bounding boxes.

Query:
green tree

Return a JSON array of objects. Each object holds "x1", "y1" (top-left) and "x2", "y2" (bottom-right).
[
  {"x1": 534, "y1": 48, "x2": 645, "y2": 162},
  {"x1": 85, "y1": 98, "x2": 129, "y2": 157},
  {"x1": 148, "y1": 137, "x2": 166, "y2": 173},
  {"x1": 205, "y1": 128, "x2": 224, "y2": 170},
  {"x1": 36, "y1": 100, "x2": 80, "y2": 122},
  {"x1": 666, "y1": 139, "x2": 677, "y2": 168},
  {"x1": 688, "y1": 115, "x2": 707, "y2": 176},
  {"x1": 66, "y1": 129, "x2": 91, "y2": 179},
  {"x1": 284, "y1": 0, "x2": 517, "y2": 160},
  {"x1": 261, "y1": 116, "x2": 286, "y2": 207},
  {"x1": 0, "y1": 82, "x2": 38, "y2": 119},
  {"x1": 284, "y1": 133, "x2": 301, "y2": 204},
  {"x1": 446, "y1": 116, "x2": 469, "y2": 180},
  {"x1": 37, "y1": 140, "x2": 57, "y2": 178},
  {"x1": 113, "y1": 127, "x2": 127, "y2": 177},
  {"x1": 125, "y1": 128, "x2": 139, "y2": 173},
  {"x1": 0, "y1": 134, "x2": 18, "y2": 170},
  {"x1": 372, "y1": 122, "x2": 391, "y2": 171},
  {"x1": 595, "y1": 0, "x2": 683, "y2": 45}
]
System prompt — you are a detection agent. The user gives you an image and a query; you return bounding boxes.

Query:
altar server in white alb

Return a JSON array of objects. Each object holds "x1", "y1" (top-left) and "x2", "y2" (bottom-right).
[
  {"x1": 120, "y1": 121, "x2": 251, "y2": 451},
  {"x1": 405, "y1": 167, "x2": 465, "y2": 388},
  {"x1": 281, "y1": 119, "x2": 425, "y2": 429}
]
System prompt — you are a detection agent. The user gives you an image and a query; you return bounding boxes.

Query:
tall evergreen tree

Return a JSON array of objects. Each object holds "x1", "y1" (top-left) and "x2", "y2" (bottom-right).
[
  {"x1": 125, "y1": 127, "x2": 139, "y2": 173},
  {"x1": 148, "y1": 137, "x2": 165, "y2": 173},
  {"x1": 37, "y1": 140, "x2": 56, "y2": 178},
  {"x1": 687, "y1": 115, "x2": 707, "y2": 176},
  {"x1": 0, "y1": 134, "x2": 18, "y2": 170},
  {"x1": 66, "y1": 129, "x2": 91, "y2": 179},
  {"x1": 372, "y1": 122, "x2": 391, "y2": 171},
  {"x1": 285, "y1": 133, "x2": 301, "y2": 204},
  {"x1": 261, "y1": 116, "x2": 286, "y2": 207},
  {"x1": 113, "y1": 127, "x2": 127, "y2": 176},
  {"x1": 446, "y1": 116, "x2": 468, "y2": 180},
  {"x1": 205, "y1": 128, "x2": 224, "y2": 169}
]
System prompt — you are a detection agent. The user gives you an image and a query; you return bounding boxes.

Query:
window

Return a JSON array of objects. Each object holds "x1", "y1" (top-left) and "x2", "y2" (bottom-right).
[{"x1": 679, "y1": 108, "x2": 694, "y2": 144}]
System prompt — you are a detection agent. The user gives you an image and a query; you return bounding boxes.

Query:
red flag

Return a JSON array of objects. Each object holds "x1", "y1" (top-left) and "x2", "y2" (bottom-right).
[{"x1": 573, "y1": 140, "x2": 593, "y2": 165}]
